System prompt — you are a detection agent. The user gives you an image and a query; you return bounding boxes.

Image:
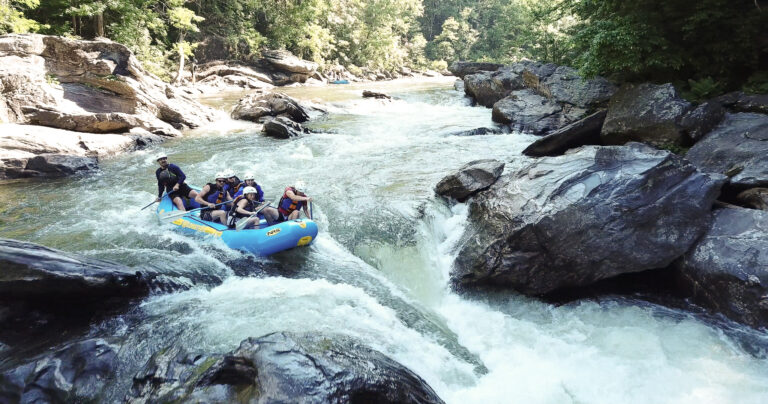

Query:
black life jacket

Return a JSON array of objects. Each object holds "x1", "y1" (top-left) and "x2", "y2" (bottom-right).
[{"x1": 201, "y1": 183, "x2": 227, "y2": 206}]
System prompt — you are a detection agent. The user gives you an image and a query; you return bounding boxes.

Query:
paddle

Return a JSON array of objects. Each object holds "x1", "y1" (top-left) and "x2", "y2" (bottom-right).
[
  {"x1": 236, "y1": 202, "x2": 272, "y2": 231},
  {"x1": 141, "y1": 192, "x2": 169, "y2": 211},
  {"x1": 159, "y1": 200, "x2": 232, "y2": 221},
  {"x1": 309, "y1": 201, "x2": 313, "y2": 220}
]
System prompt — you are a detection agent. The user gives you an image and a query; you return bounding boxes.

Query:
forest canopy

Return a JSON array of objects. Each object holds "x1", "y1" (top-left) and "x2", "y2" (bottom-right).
[{"x1": 2, "y1": 0, "x2": 766, "y2": 93}]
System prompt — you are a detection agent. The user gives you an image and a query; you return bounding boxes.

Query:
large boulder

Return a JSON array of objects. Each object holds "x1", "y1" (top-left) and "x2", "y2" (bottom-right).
[
  {"x1": 492, "y1": 89, "x2": 586, "y2": 135},
  {"x1": 262, "y1": 116, "x2": 309, "y2": 139},
  {"x1": 0, "y1": 123, "x2": 148, "y2": 179},
  {"x1": 435, "y1": 159, "x2": 505, "y2": 202},
  {"x1": 673, "y1": 208, "x2": 768, "y2": 329},
  {"x1": 195, "y1": 63, "x2": 274, "y2": 86},
  {"x1": 678, "y1": 101, "x2": 726, "y2": 141},
  {"x1": 0, "y1": 34, "x2": 214, "y2": 130},
  {"x1": 0, "y1": 338, "x2": 118, "y2": 403},
  {"x1": 127, "y1": 332, "x2": 444, "y2": 404},
  {"x1": 452, "y1": 143, "x2": 725, "y2": 295},
  {"x1": 537, "y1": 65, "x2": 616, "y2": 108},
  {"x1": 523, "y1": 110, "x2": 607, "y2": 157},
  {"x1": 463, "y1": 68, "x2": 524, "y2": 107},
  {"x1": 601, "y1": 83, "x2": 693, "y2": 147},
  {"x1": 261, "y1": 49, "x2": 318, "y2": 75},
  {"x1": 231, "y1": 92, "x2": 310, "y2": 123},
  {"x1": 0, "y1": 238, "x2": 151, "y2": 304},
  {"x1": 685, "y1": 113, "x2": 768, "y2": 189},
  {"x1": 448, "y1": 61, "x2": 503, "y2": 79}
]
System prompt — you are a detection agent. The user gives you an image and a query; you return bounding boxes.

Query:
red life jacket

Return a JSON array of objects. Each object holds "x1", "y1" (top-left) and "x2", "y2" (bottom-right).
[{"x1": 278, "y1": 187, "x2": 305, "y2": 215}]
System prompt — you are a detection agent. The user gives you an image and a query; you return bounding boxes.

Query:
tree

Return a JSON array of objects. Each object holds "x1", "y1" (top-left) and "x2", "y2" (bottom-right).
[
  {"x1": 167, "y1": 0, "x2": 203, "y2": 83},
  {"x1": 0, "y1": 0, "x2": 42, "y2": 34}
]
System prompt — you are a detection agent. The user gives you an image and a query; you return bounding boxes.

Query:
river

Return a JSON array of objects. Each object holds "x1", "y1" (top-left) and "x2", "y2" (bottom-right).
[{"x1": 1, "y1": 77, "x2": 767, "y2": 403}]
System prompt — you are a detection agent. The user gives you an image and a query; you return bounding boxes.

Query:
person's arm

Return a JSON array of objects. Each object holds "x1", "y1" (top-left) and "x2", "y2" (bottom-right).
[
  {"x1": 303, "y1": 203, "x2": 311, "y2": 219},
  {"x1": 156, "y1": 169, "x2": 164, "y2": 200},
  {"x1": 257, "y1": 185, "x2": 264, "y2": 203},
  {"x1": 195, "y1": 185, "x2": 212, "y2": 207},
  {"x1": 235, "y1": 199, "x2": 251, "y2": 216}
]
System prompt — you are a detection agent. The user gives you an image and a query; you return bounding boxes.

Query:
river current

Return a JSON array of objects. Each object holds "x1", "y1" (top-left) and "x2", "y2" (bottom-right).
[{"x1": 1, "y1": 77, "x2": 767, "y2": 403}]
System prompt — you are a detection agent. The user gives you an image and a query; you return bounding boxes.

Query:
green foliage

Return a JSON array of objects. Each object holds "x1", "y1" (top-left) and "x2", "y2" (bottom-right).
[
  {"x1": 565, "y1": 0, "x2": 768, "y2": 87},
  {"x1": 430, "y1": 8, "x2": 478, "y2": 63},
  {"x1": 742, "y1": 71, "x2": 768, "y2": 95},
  {"x1": 1, "y1": 0, "x2": 44, "y2": 33},
  {"x1": 682, "y1": 77, "x2": 723, "y2": 102}
]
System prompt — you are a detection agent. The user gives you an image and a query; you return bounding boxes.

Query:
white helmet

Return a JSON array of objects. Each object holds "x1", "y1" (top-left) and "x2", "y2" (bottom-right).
[
  {"x1": 243, "y1": 172, "x2": 255, "y2": 180},
  {"x1": 294, "y1": 180, "x2": 306, "y2": 193},
  {"x1": 243, "y1": 186, "x2": 258, "y2": 195},
  {"x1": 223, "y1": 169, "x2": 236, "y2": 179},
  {"x1": 215, "y1": 171, "x2": 227, "y2": 180},
  {"x1": 156, "y1": 153, "x2": 167, "y2": 161}
]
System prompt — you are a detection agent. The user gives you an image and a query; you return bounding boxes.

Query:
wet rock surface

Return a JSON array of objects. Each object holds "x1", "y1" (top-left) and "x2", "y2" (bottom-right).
[
  {"x1": 673, "y1": 207, "x2": 768, "y2": 329},
  {"x1": 0, "y1": 338, "x2": 118, "y2": 403},
  {"x1": 127, "y1": 332, "x2": 445, "y2": 404},
  {"x1": 435, "y1": 159, "x2": 505, "y2": 202},
  {"x1": 262, "y1": 116, "x2": 310, "y2": 139},
  {"x1": 523, "y1": 110, "x2": 606, "y2": 157},
  {"x1": 685, "y1": 113, "x2": 768, "y2": 189},
  {"x1": 452, "y1": 143, "x2": 725, "y2": 295}
]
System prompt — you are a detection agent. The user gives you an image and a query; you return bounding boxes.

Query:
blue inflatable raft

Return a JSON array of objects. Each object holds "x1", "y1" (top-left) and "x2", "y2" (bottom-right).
[{"x1": 156, "y1": 192, "x2": 318, "y2": 256}]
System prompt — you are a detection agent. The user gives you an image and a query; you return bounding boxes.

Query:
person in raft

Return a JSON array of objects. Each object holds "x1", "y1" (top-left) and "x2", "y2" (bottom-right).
[
  {"x1": 277, "y1": 181, "x2": 313, "y2": 222},
  {"x1": 232, "y1": 172, "x2": 280, "y2": 225},
  {"x1": 195, "y1": 172, "x2": 232, "y2": 224},
  {"x1": 225, "y1": 170, "x2": 244, "y2": 196},
  {"x1": 155, "y1": 154, "x2": 198, "y2": 211},
  {"x1": 227, "y1": 186, "x2": 269, "y2": 229}
]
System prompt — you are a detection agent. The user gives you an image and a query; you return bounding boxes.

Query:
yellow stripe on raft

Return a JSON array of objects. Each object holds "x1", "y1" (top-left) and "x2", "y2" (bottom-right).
[{"x1": 172, "y1": 218, "x2": 223, "y2": 237}]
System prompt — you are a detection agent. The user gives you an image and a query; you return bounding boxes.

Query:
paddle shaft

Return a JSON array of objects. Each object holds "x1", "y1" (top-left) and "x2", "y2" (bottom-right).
[
  {"x1": 141, "y1": 192, "x2": 171, "y2": 211},
  {"x1": 160, "y1": 200, "x2": 232, "y2": 220},
  {"x1": 236, "y1": 202, "x2": 271, "y2": 231}
]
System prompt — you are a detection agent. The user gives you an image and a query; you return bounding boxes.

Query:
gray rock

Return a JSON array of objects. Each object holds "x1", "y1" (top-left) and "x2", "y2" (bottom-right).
[
  {"x1": 601, "y1": 83, "x2": 693, "y2": 147},
  {"x1": 445, "y1": 127, "x2": 506, "y2": 137},
  {"x1": 262, "y1": 116, "x2": 308, "y2": 139},
  {"x1": 718, "y1": 91, "x2": 768, "y2": 114},
  {"x1": 448, "y1": 61, "x2": 503, "y2": 79},
  {"x1": 735, "y1": 188, "x2": 768, "y2": 211},
  {"x1": 363, "y1": 90, "x2": 391, "y2": 99},
  {"x1": 261, "y1": 49, "x2": 318, "y2": 75},
  {"x1": 0, "y1": 338, "x2": 118, "y2": 403},
  {"x1": 23, "y1": 154, "x2": 97, "y2": 176},
  {"x1": 0, "y1": 123, "x2": 139, "y2": 179},
  {"x1": 538, "y1": 66, "x2": 616, "y2": 108},
  {"x1": 679, "y1": 101, "x2": 726, "y2": 141},
  {"x1": 686, "y1": 113, "x2": 768, "y2": 189},
  {"x1": 232, "y1": 92, "x2": 310, "y2": 123},
  {"x1": 673, "y1": 208, "x2": 768, "y2": 328},
  {"x1": 127, "y1": 332, "x2": 445, "y2": 404},
  {"x1": 463, "y1": 68, "x2": 525, "y2": 107},
  {"x1": 452, "y1": 143, "x2": 725, "y2": 295},
  {"x1": 523, "y1": 110, "x2": 607, "y2": 157},
  {"x1": 23, "y1": 106, "x2": 180, "y2": 136},
  {"x1": 435, "y1": 159, "x2": 505, "y2": 202},
  {"x1": 0, "y1": 238, "x2": 150, "y2": 303},
  {"x1": 492, "y1": 89, "x2": 582, "y2": 135}
]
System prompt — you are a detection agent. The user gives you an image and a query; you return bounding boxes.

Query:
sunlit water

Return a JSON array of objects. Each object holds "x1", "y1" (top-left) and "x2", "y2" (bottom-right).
[{"x1": 1, "y1": 77, "x2": 767, "y2": 403}]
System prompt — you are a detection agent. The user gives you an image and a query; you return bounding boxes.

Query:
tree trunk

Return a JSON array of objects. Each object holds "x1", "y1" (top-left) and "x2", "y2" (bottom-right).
[
  {"x1": 95, "y1": 12, "x2": 104, "y2": 37},
  {"x1": 173, "y1": 32, "x2": 186, "y2": 84}
]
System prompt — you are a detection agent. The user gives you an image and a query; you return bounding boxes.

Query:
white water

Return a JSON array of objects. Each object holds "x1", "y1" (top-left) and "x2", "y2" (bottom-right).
[{"x1": 1, "y1": 77, "x2": 766, "y2": 402}]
